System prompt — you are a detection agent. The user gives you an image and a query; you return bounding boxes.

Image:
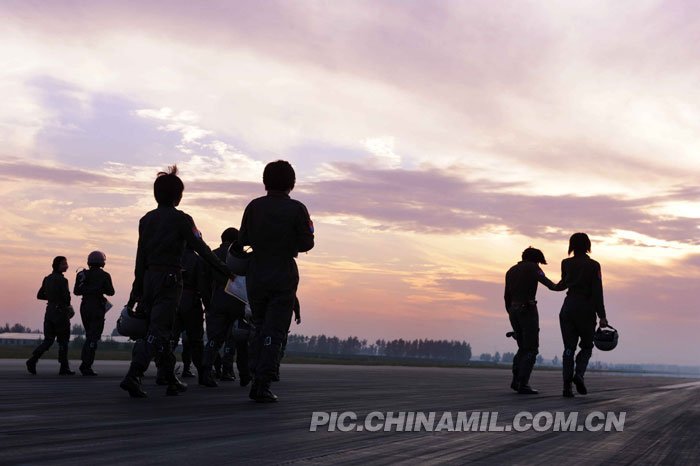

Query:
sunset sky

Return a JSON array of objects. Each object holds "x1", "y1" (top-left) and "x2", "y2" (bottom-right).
[{"x1": 1, "y1": 1, "x2": 699, "y2": 365}]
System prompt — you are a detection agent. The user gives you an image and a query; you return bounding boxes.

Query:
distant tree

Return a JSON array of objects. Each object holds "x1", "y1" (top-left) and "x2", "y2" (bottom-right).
[
  {"x1": 0, "y1": 323, "x2": 10, "y2": 333},
  {"x1": 10, "y1": 323, "x2": 31, "y2": 333},
  {"x1": 493, "y1": 352, "x2": 501, "y2": 363},
  {"x1": 480, "y1": 353, "x2": 492, "y2": 362},
  {"x1": 501, "y1": 352, "x2": 515, "y2": 363},
  {"x1": 552, "y1": 355, "x2": 559, "y2": 366},
  {"x1": 71, "y1": 324, "x2": 85, "y2": 335},
  {"x1": 536, "y1": 355, "x2": 544, "y2": 365}
]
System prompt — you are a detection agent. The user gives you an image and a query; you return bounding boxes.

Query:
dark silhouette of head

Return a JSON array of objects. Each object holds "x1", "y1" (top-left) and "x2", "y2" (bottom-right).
[
  {"x1": 568, "y1": 232, "x2": 591, "y2": 256},
  {"x1": 263, "y1": 160, "x2": 295, "y2": 192},
  {"x1": 154, "y1": 165, "x2": 184, "y2": 206},
  {"x1": 87, "y1": 251, "x2": 106, "y2": 268},
  {"x1": 52, "y1": 256, "x2": 68, "y2": 272},
  {"x1": 522, "y1": 247, "x2": 547, "y2": 264},
  {"x1": 221, "y1": 227, "x2": 239, "y2": 244}
]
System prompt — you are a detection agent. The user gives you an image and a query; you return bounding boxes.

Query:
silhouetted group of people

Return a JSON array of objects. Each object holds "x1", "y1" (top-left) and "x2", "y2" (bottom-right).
[
  {"x1": 505, "y1": 234, "x2": 610, "y2": 398},
  {"x1": 27, "y1": 159, "x2": 611, "y2": 402},
  {"x1": 28, "y1": 160, "x2": 315, "y2": 403},
  {"x1": 27, "y1": 253, "x2": 114, "y2": 376}
]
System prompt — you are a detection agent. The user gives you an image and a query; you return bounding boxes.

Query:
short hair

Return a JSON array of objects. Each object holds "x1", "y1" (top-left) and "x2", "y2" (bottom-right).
[
  {"x1": 522, "y1": 247, "x2": 547, "y2": 264},
  {"x1": 263, "y1": 160, "x2": 296, "y2": 192},
  {"x1": 154, "y1": 165, "x2": 184, "y2": 205},
  {"x1": 52, "y1": 256, "x2": 67, "y2": 272},
  {"x1": 568, "y1": 232, "x2": 591, "y2": 255},
  {"x1": 221, "y1": 227, "x2": 239, "y2": 243}
]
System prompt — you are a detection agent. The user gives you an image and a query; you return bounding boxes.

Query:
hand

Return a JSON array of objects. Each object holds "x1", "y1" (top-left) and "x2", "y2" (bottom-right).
[
  {"x1": 599, "y1": 318, "x2": 609, "y2": 328},
  {"x1": 295, "y1": 317, "x2": 301, "y2": 325}
]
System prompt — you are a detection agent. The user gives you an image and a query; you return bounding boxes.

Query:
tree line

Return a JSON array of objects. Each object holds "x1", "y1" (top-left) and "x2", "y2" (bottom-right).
[{"x1": 286, "y1": 334, "x2": 472, "y2": 362}]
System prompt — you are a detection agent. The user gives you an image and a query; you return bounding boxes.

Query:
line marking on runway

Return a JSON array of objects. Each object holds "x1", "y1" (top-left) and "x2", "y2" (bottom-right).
[{"x1": 657, "y1": 381, "x2": 700, "y2": 390}]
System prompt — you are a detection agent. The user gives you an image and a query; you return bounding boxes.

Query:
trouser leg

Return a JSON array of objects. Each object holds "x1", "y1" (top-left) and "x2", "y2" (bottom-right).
[
  {"x1": 560, "y1": 310, "x2": 579, "y2": 384},
  {"x1": 575, "y1": 312, "x2": 596, "y2": 377}
]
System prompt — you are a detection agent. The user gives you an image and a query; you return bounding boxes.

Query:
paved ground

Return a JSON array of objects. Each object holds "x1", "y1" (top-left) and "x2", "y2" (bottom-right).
[{"x1": 0, "y1": 359, "x2": 698, "y2": 465}]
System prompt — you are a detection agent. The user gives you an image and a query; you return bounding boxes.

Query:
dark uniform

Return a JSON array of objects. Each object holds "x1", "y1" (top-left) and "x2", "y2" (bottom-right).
[
  {"x1": 504, "y1": 261, "x2": 557, "y2": 389},
  {"x1": 556, "y1": 254, "x2": 606, "y2": 385},
  {"x1": 239, "y1": 191, "x2": 314, "y2": 394},
  {"x1": 200, "y1": 242, "x2": 247, "y2": 385},
  {"x1": 74, "y1": 267, "x2": 115, "y2": 374},
  {"x1": 275, "y1": 296, "x2": 300, "y2": 381},
  {"x1": 172, "y1": 247, "x2": 209, "y2": 375},
  {"x1": 221, "y1": 318, "x2": 252, "y2": 384},
  {"x1": 29, "y1": 272, "x2": 73, "y2": 372},
  {"x1": 125, "y1": 205, "x2": 230, "y2": 394}
]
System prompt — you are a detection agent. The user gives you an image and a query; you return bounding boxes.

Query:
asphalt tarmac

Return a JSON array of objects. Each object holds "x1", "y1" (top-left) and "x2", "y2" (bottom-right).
[{"x1": 0, "y1": 359, "x2": 698, "y2": 465}]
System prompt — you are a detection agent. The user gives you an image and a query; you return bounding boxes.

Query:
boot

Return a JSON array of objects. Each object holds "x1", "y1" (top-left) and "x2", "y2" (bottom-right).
[
  {"x1": 166, "y1": 374, "x2": 188, "y2": 396},
  {"x1": 26, "y1": 356, "x2": 38, "y2": 375},
  {"x1": 59, "y1": 366, "x2": 75, "y2": 376},
  {"x1": 573, "y1": 374, "x2": 588, "y2": 395},
  {"x1": 249, "y1": 380, "x2": 259, "y2": 400},
  {"x1": 80, "y1": 366, "x2": 98, "y2": 376},
  {"x1": 220, "y1": 370, "x2": 235, "y2": 382},
  {"x1": 517, "y1": 385, "x2": 539, "y2": 395},
  {"x1": 181, "y1": 366, "x2": 195, "y2": 378},
  {"x1": 563, "y1": 383, "x2": 575, "y2": 398},
  {"x1": 253, "y1": 380, "x2": 278, "y2": 403},
  {"x1": 120, "y1": 367, "x2": 148, "y2": 398},
  {"x1": 239, "y1": 374, "x2": 252, "y2": 387},
  {"x1": 198, "y1": 368, "x2": 218, "y2": 388},
  {"x1": 510, "y1": 376, "x2": 519, "y2": 392}
]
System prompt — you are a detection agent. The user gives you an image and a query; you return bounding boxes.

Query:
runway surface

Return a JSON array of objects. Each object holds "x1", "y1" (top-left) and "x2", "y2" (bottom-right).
[{"x1": 0, "y1": 359, "x2": 698, "y2": 465}]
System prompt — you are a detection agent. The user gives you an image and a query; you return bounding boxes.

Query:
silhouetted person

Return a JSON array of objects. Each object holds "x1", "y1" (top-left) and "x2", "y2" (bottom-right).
[
  {"x1": 504, "y1": 247, "x2": 559, "y2": 394},
  {"x1": 199, "y1": 227, "x2": 247, "y2": 388},
  {"x1": 74, "y1": 251, "x2": 115, "y2": 376},
  {"x1": 240, "y1": 160, "x2": 314, "y2": 402},
  {"x1": 555, "y1": 232, "x2": 609, "y2": 398},
  {"x1": 27, "y1": 256, "x2": 75, "y2": 375},
  {"x1": 120, "y1": 165, "x2": 233, "y2": 398}
]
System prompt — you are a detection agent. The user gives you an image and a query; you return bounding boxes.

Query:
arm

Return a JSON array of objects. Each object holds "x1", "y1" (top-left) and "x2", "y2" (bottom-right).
[
  {"x1": 504, "y1": 272, "x2": 511, "y2": 311},
  {"x1": 536, "y1": 267, "x2": 558, "y2": 291},
  {"x1": 293, "y1": 297, "x2": 301, "y2": 323},
  {"x1": 180, "y1": 214, "x2": 232, "y2": 279},
  {"x1": 238, "y1": 205, "x2": 251, "y2": 248},
  {"x1": 103, "y1": 272, "x2": 115, "y2": 297},
  {"x1": 551, "y1": 261, "x2": 568, "y2": 292},
  {"x1": 131, "y1": 218, "x2": 146, "y2": 302},
  {"x1": 593, "y1": 263, "x2": 607, "y2": 320},
  {"x1": 37, "y1": 277, "x2": 47, "y2": 300},
  {"x1": 61, "y1": 276, "x2": 71, "y2": 305},
  {"x1": 196, "y1": 258, "x2": 212, "y2": 309},
  {"x1": 295, "y1": 203, "x2": 315, "y2": 253}
]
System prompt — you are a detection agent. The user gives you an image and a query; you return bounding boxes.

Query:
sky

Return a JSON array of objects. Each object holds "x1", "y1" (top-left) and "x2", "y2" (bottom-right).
[{"x1": 0, "y1": 0, "x2": 699, "y2": 365}]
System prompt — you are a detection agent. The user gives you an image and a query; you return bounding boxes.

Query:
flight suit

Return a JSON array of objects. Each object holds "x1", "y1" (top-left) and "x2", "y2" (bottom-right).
[
  {"x1": 74, "y1": 267, "x2": 115, "y2": 373},
  {"x1": 239, "y1": 191, "x2": 314, "y2": 385},
  {"x1": 201, "y1": 242, "x2": 246, "y2": 380},
  {"x1": 557, "y1": 254, "x2": 606, "y2": 384},
  {"x1": 504, "y1": 261, "x2": 557, "y2": 388},
  {"x1": 30, "y1": 272, "x2": 73, "y2": 371},
  {"x1": 127, "y1": 206, "x2": 230, "y2": 387},
  {"x1": 171, "y1": 248, "x2": 209, "y2": 374}
]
